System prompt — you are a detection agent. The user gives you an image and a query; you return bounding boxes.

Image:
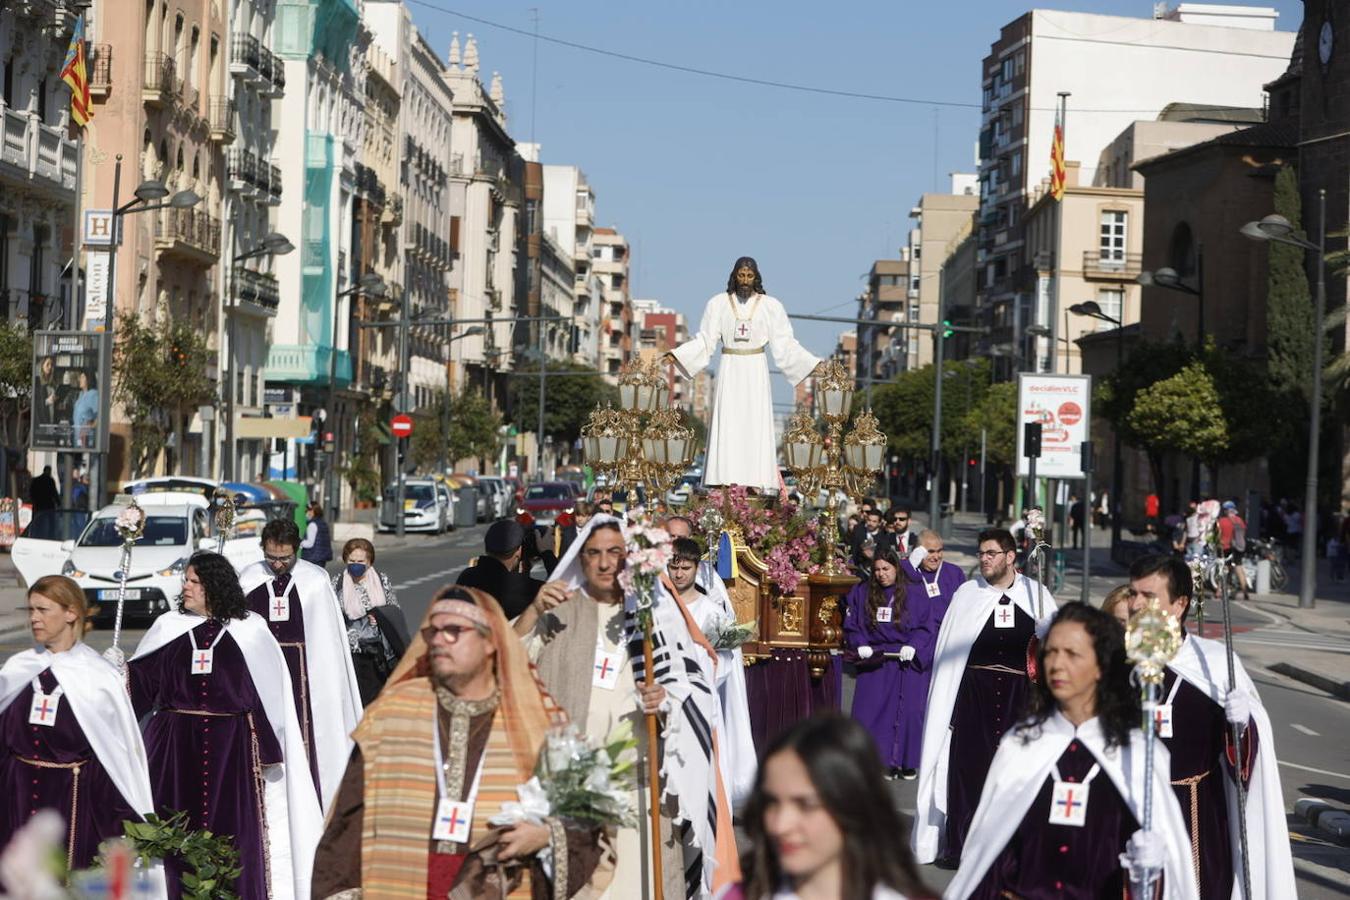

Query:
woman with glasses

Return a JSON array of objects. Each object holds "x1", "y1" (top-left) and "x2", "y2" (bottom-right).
[
  {"x1": 0, "y1": 576, "x2": 158, "y2": 882},
  {"x1": 332, "y1": 538, "x2": 408, "y2": 705},
  {"x1": 129, "y1": 551, "x2": 322, "y2": 899}
]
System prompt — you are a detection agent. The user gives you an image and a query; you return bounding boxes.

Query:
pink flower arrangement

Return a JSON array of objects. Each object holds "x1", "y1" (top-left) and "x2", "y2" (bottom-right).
[
  {"x1": 688, "y1": 487, "x2": 844, "y2": 597},
  {"x1": 618, "y1": 522, "x2": 672, "y2": 628}
]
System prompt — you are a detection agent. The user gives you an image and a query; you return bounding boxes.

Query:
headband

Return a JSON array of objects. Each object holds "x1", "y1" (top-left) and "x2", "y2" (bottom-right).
[{"x1": 428, "y1": 598, "x2": 489, "y2": 627}]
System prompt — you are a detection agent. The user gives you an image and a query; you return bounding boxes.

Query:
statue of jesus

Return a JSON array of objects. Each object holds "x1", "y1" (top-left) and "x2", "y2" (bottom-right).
[{"x1": 666, "y1": 257, "x2": 822, "y2": 492}]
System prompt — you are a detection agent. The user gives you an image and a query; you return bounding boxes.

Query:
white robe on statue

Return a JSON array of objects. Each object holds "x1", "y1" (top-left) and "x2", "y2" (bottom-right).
[
  {"x1": 912, "y1": 573, "x2": 1057, "y2": 864},
  {"x1": 671, "y1": 292, "x2": 819, "y2": 492},
  {"x1": 946, "y1": 713, "x2": 1199, "y2": 899},
  {"x1": 1167, "y1": 634, "x2": 1294, "y2": 899}
]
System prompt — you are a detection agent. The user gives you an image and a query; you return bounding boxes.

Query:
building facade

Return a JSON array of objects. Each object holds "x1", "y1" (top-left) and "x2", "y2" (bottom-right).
[
  {"x1": 592, "y1": 226, "x2": 631, "y2": 379},
  {"x1": 905, "y1": 182, "x2": 978, "y2": 369},
  {"x1": 857, "y1": 257, "x2": 910, "y2": 385}
]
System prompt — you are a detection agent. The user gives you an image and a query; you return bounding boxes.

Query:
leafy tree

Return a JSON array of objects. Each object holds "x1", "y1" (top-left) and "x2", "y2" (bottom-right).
[
  {"x1": 963, "y1": 380, "x2": 1018, "y2": 467},
  {"x1": 113, "y1": 314, "x2": 215, "y2": 477},
  {"x1": 0, "y1": 321, "x2": 33, "y2": 446},
  {"x1": 1094, "y1": 336, "x2": 1192, "y2": 453},
  {"x1": 409, "y1": 388, "x2": 503, "y2": 474},
  {"x1": 343, "y1": 406, "x2": 383, "y2": 502},
  {"x1": 1126, "y1": 361, "x2": 1228, "y2": 495},
  {"x1": 508, "y1": 361, "x2": 617, "y2": 447},
  {"x1": 1265, "y1": 166, "x2": 1315, "y2": 400}
]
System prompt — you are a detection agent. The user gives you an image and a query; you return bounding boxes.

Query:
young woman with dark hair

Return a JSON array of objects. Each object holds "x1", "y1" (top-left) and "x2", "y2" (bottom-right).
[
  {"x1": 841, "y1": 547, "x2": 934, "y2": 779},
  {"x1": 946, "y1": 603, "x2": 1198, "y2": 899},
  {"x1": 728, "y1": 714, "x2": 934, "y2": 900}
]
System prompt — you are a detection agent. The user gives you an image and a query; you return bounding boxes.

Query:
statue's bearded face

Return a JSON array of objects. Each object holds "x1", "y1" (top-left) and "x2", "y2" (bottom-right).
[{"x1": 735, "y1": 267, "x2": 756, "y2": 290}]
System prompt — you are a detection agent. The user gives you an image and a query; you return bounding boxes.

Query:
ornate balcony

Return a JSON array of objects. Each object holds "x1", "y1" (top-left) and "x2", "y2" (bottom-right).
[
  {"x1": 142, "y1": 52, "x2": 175, "y2": 108},
  {"x1": 89, "y1": 44, "x2": 112, "y2": 98},
  {"x1": 154, "y1": 208, "x2": 221, "y2": 266},
  {"x1": 229, "y1": 34, "x2": 262, "y2": 83},
  {"x1": 1082, "y1": 251, "x2": 1141, "y2": 281},
  {"x1": 0, "y1": 104, "x2": 77, "y2": 195},
  {"x1": 267, "y1": 162, "x2": 282, "y2": 206},
  {"x1": 208, "y1": 98, "x2": 235, "y2": 144},
  {"x1": 234, "y1": 267, "x2": 280, "y2": 316}
]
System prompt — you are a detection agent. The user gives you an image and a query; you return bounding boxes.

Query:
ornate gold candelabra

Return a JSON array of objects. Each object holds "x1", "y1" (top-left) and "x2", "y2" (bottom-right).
[
  {"x1": 582, "y1": 357, "x2": 697, "y2": 499},
  {"x1": 782, "y1": 359, "x2": 887, "y2": 576}
]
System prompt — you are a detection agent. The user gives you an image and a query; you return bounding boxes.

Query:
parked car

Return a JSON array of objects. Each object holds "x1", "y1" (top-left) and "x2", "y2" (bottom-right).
[
  {"x1": 11, "y1": 509, "x2": 93, "y2": 588},
  {"x1": 519, "y1": 481, "x2": 578, "y2": 528},
  {"x1": 665, "y1": 473, "x2": 701, "y2": 507},
  {"x1": 477, "y1": 476, "x2": 512, "y2": 520},
  {"x1": 586, "y1": 484, "x2": 647, "y2": 513},
  {"x1": 378, "y1": 479, "x2": 451, "y2": 533}
]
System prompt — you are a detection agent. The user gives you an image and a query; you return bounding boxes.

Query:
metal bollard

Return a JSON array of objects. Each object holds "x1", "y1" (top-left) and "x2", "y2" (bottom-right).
[{"x1": 1255, "y1": 559, "x2": 1271, "y2": 595}]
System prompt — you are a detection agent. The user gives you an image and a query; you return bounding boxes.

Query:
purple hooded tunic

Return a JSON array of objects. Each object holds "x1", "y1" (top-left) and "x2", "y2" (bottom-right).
[
  {"x1": 129, "y1": 620, "x2": 283, "y2": 900},
  {"x1": 843, "y1": 572, "x2": 938, "y2": 769},
  {"x1": 0, "y1": 667, "x2": 139, "y2": 871}
]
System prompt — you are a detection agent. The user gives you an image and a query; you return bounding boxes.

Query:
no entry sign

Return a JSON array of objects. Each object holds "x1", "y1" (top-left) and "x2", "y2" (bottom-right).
[{"x1": 391, "y1": 414, "x2": 414, "y2": 438}]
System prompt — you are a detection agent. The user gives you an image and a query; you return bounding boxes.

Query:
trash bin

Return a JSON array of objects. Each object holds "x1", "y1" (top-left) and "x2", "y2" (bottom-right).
[
  {"x1": 455, "y1": 487, "x2": 477, "y2": 528},
  {"x1": 939, "y1": 502, "x2": 954, "y2": 539}
]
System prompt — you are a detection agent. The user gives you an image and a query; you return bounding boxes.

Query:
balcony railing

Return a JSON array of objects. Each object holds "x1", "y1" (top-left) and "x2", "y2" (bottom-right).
[
  {"x1": 234, "y1": 267, "x2": 280, "y2": 313},
  {"x1": 267, "y1": 162, "x2": 282, "y2": 205},
  {"x1": 142, "y1": 52, "x2": 175, "y2": 107},
  {"x1": 1082, "y1": 251, "x2": 1141, "y2": 280},
  {"x1": 154, "y1": 208, "x2": 221, "y2": 265},
  {"x1": 208, "y1": 98, "x2": 236, "y2": 144},
  {"x1": 0, "y1": 105, "x2": 77, "y2": 193},
  {"x1": 89, "y1": 44, "x2": 112, "y2": 97},
  {"x1": 230, "y1": 33, "x2": 261, "y2": 79}
]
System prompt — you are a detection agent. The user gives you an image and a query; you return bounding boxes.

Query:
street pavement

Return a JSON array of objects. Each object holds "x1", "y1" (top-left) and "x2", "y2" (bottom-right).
[{"x1": 0, "y1": 513, "x2": 1346, "y2": 894}]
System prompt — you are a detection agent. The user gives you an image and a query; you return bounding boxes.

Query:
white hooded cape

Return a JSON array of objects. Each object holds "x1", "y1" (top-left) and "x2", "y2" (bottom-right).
[
  {"x1": 238, "y1": 558, "x2": 362, "y2": 812},
  {"x1": 131, "y1": 611, "x2": 323, "y2": 900},
  {"x1": 912, "y1": 572, "x2": 1057, "y2": 863},
  {"x1": 1167, "y1": 634, "x2": 1294, "y2": 899},
  {"x1": 0, "y1": 642, "x2": 167, "y2": 898},
  {"x1": 945, "y1": 713, "x2": 1199, "y2": 899},
  {"x1": 549, "y1": 515, "x2": 730, "y2": 895},
  {"x1": 690, "y1": 559, "x2": 757, "y2": 809}
]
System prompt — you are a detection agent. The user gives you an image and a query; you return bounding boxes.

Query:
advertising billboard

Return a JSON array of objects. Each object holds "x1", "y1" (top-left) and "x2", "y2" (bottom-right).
[
  {"x1": 1015, "y1": 373, "x2": 1092, "y2": 480},
  {"x1": 31, "y1": 331, "x2": 106, "y2": 453}
]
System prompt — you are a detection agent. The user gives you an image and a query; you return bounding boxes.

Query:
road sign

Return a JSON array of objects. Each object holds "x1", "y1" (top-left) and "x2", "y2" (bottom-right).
[{"x1": 391, "y1": 414, "x2": 413, "y2": 438}]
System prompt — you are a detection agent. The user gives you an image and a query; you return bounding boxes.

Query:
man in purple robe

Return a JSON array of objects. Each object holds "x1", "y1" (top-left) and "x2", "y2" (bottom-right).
[
  {"x1": 912, "y1": 528, "x2": 1057, "y2": 866},
  {"x1": 1127, "y1": 554, "x2": 1294, "y2": 898},
  {"x1": 238, "y1": 518, "x2": 361, "y2": 812}
]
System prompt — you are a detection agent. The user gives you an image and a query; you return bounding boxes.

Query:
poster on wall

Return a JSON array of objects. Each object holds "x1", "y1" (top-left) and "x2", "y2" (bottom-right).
[
  {"x1": 31, "y1": 331, "x2": 106, "y2": 453},
  {"x1": 1015, "y1": 373, "x2": 1092, "y2": 480}
]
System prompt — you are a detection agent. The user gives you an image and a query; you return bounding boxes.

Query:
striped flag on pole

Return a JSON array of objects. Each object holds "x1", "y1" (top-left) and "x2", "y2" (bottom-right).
[
  {"x1": 61, "y1": 18, "x2": 92, "y2": 128},
  {"x1": 1049, "y1": 115, "x2": 1066, "y2": 201}
]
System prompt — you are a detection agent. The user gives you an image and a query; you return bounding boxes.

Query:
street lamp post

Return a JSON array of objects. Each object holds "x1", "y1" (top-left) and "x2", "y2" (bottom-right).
[
  {"x1": 225, "y1": 230, "x2": 293, "y2": 482},
  {"x1": 325, "y1": 272, "x2": 386, "y2": 522},
  {"x1": 1242, "y1": 194, "x2": 1326, "y2": 609},
  {"x1": 1069, "y1": 301, "x2": 1125, "y2": 550},
  {"x1": 95, "y1": 157, "x2": 201, "y2": 503}
]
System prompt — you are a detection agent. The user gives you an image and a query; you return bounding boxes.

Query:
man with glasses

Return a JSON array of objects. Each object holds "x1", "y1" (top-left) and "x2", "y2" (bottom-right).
[
  {"x1": 239, "y1": 518, "x2": 361, "y2": 812},
  {"x1": 313, "y1": 584, "x2": 609, "y2": 898},
  {"x1": 912, "y1": 527, "x2": 1057, "y2": 867},
  {"x1": 887, "y1": 505, "x2": 920, "y2": 554}
]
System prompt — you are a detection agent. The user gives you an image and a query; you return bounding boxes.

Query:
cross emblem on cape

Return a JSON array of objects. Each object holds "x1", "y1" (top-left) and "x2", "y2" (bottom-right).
[
  {"x1": 1056, "y1": 789, "x2": 1082, "y2": 815},
  {"x1": 33, "y1": 697, "x2": 54, "y2": 723},
  {"x1": 735, "y1": 321, "x2": 750, "y2": 340}
]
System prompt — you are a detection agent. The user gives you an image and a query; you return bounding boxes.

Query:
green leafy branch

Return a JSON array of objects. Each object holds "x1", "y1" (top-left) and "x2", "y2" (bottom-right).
[{"x1": 121, "y1": 811, "x2": 242, "y2": 900}]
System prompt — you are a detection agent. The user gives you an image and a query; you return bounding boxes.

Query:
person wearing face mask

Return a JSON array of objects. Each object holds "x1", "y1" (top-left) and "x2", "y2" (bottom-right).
[
  {"x1": 947, "y1": 604, "x2": 1197, "y2": 899},
  {"x1": 0, "y1": 576, "x2": 160, "y2": 887},
  {"x1": 664, "y1": 257, "x2": 825, "y2": 493},
  {"x1": 516, "y1": 515, "x2": 739, "y2": 898},
  {"x1": 725, "y1": 714, "x2": 935, "y2": 900},
  {"x1": 238, "y1": 518, "x2": 362, "y2": 813},
  {"x1": 332, "y1": 538, "x2": 409, "y2": 706},
  {"x1": 457, "y1": 519, "x2": 549, "y2": 620},
  {"x1": 128, "y1": 552, "x2": 322, "y2": 899},
  {"x1": 912, "y1": 528, "x2": 1058, "y2": 867}
]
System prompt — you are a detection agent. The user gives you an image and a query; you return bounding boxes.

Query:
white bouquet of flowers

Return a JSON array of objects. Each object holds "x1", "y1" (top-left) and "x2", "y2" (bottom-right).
[
  {"x1": 114, "y1": 500, "x2": 146, "y2": 546},
  {"x1": 703, "y1": 613, "x2": 756, "y2": 651},
  {"x1": 491, "y1": 722, "x2": 638, "y2": 830}
]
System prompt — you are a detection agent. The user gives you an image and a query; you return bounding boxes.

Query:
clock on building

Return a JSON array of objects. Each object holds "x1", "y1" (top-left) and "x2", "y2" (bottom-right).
[{"x1": 1319, "y1": 16, "x2": 1334, "y2": 70}]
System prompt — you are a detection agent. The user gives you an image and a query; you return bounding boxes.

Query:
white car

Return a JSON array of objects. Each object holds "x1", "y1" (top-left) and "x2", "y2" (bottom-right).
[
  {"x1": 476, "y1": 476, "x2": 512, "y2": 519},
  {"x1": 665, "y1": 473, "x2": 701, "y2": 507},
  {"x1": 379, "y1": 479, "x2": 451, "y2": 533}
]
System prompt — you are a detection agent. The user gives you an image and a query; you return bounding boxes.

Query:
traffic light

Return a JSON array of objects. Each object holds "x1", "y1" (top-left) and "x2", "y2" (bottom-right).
[{"x1": 942, "y1": 319, "x2": 955, "y2": 339}]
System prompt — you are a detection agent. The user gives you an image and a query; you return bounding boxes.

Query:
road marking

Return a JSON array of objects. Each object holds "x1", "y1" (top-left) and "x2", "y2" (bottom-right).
[
  {"x1": 1291, "y1": 723, "x2": 1321, "y2": 737},
  {"x1": 1278, "y1": 760, "x2": 1350, "y2": 782},
  {"x1": 1234, "y1": 637, "x2": 1350, "y2": 655},
  {"x1": 398, "y1": 565, "x2": 467, "y2": 589}
]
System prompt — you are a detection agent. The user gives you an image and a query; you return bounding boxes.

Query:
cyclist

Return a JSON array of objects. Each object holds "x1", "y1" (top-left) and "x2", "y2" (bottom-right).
[{"x1": 1216, "y1": 501, "x2": 1252, "y2": 601}]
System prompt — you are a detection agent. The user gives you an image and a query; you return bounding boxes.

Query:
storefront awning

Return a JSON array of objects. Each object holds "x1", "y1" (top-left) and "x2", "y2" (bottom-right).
[{"x1": 235, "y1": 415, "x2": 313, "y2": 440}]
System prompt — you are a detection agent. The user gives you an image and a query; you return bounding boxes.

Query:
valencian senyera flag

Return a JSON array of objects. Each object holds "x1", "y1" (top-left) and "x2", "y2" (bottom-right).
[
  {"x1": 1049, "y1": 118, "x2": 1066, "y2": 201},
  {"x1": 61, "y1": 18, "x2": 92, "y2": 128}
]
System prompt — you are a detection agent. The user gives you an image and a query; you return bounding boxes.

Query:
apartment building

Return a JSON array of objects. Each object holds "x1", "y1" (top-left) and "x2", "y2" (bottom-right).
[
  {"x1": 592, "y1": 226, "x2": 631, "y2": 379},
  {"x1": 632, "y1": 298, "x2": 687, "y2": 403},
  {"x1": 444, "y1": 33, "x2": 522, "y2": 405},
  {"x1": 540, "y1": 164, "x2": 598, "y2": 368},
  {"x1": 904, "y1": 178, "x2": 978, "y2": 370},
  {"x1": 0, "y1": 1, "x2": 80, "y2": 341},
  {"x1": 856, "y1": 257, "x2": 910, "y2": 385},
  {"x1": 975, "y1": 6, "x2": 1294, "y2": 372}
]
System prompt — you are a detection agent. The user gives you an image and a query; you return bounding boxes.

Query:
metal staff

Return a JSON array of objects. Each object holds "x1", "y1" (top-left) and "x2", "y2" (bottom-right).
[
  {"x1": 212, "y1": 487, "x2": 236, "y2": 555},
  {"x1": 640, "y1": 614, "x2": 665, "y2": 900},
  {"x1": 1125, "y1": 596, "x2": 1182, "y2": 900},
  {"x1": 109, "y1": 497, "x2": 145, "y2": 654},
  {"x1": 1219, "y1": 556, "x2": 1253, "y2": 899}
]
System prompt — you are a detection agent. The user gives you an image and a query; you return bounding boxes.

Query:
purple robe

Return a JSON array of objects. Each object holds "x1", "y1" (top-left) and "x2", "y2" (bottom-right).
[
  {"x1": 898, "y1": 560, "x2": 966, "y2": 764},
  {"x1": 245, "y1": 573, "x2": 321, "y2": 795},
  {"x1": 843, "y1": 577, "x2": 935, "y2": 768},
  {"x1": 0, "y1": 668, "x2": 139, "y2": 871},
  {"x1": 945, "y1": 597, "x2": 1035, "y2": 861},
  {"x1": 129, "y1": 620, "x2": 283, "y2": 900},
  {"x1": 1160, "y1": 665, "x2": 1258, "y2": 898},
  {"x1": 968, "y1": 739, "x2": 1139, "y2": 899}
]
